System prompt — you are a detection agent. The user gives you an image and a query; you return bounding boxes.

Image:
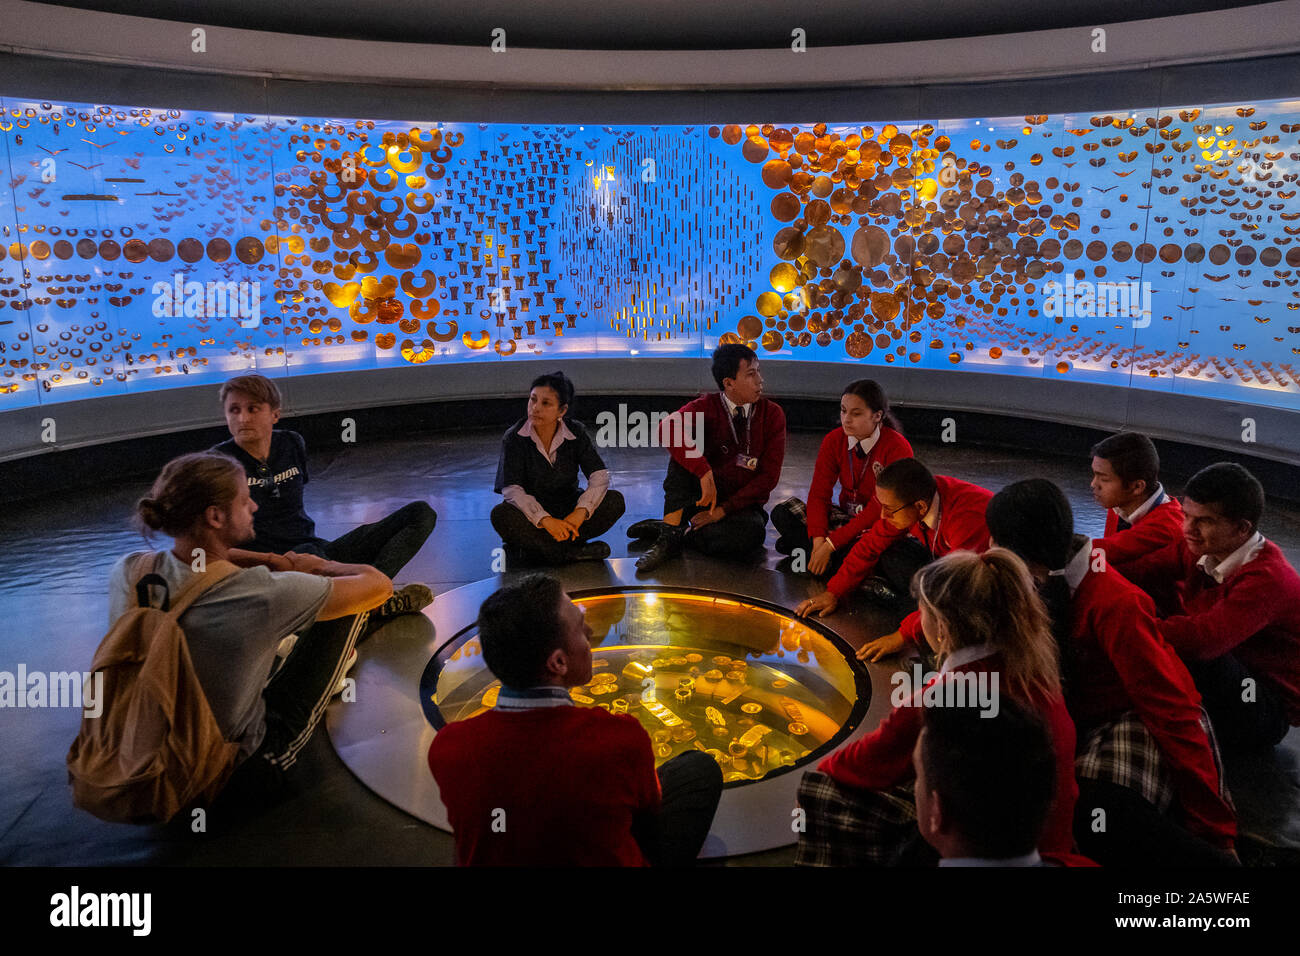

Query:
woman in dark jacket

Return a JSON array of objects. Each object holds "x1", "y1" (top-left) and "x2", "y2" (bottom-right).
[{"x1": 491, "y1": 370, "x2": 625, "y2": 566}]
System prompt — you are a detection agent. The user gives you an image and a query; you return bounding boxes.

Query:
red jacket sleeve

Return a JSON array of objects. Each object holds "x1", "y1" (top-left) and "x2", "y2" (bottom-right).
[
  {"x1": 817, "y1": 688, "x2": 924, "y2": 790},
  {"x1": 662, "y1": 395, "x2": 712, "y2": 479},
  {"x1": 1159, "y1": 562, "x2": 1286, "y2": 661},
  {"x1": 1117, "y1": 536, "x2": 1188, "y2": 586},
  {"x1": 940, "y1": 486, "x2": 992, "y2": 554},
  {"x1": 899, "y1": 610, "x2": 924, "y2": 646},
  {"x1": 805, "y1": 431, "x2": 842, "y2": 541},
  {"x1": 826, "y1": 516, "x2": 908, "y2": 599},
  {"x1": 1090, "y1": 582, "x2": 1236, "y2": 847},
  {"x1": 720, "y1": 401, "x2": 786, "y2": 515}
]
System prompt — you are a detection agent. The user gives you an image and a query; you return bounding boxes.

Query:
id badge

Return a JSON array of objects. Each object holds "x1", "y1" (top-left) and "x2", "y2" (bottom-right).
[
  {"x1": 735, "y1": 453, "x2": 759, "y2": 471},
  {"x1": 846, "y1": 502, "x2": 863, "y2": 516}
]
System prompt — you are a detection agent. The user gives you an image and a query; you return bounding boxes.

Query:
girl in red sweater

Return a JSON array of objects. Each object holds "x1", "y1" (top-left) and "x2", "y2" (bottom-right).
[
  {"x1": 985, "y1": 479, "x2": 1238, "y2": 867},
  {"x1": 772, "y1": 380, "x2": 912, "y2": 576},
  {"x1": 796, "y1": 548, "x2": 1080, "y2": 865}
]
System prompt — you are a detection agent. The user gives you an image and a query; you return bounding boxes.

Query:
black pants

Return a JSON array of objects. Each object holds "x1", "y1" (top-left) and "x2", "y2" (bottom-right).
[
  {"x1": 1184, "y1": 653, "x2": 1290, "y2": 752},
  {"x1": 633, "y1": 751, "x2": 724, "y2": 866},
  {"x1": 770, "y1": 497, "x2": 849, "y2": 575},
  {"x1": 216, "y1": 603, "x2": 370, "y2": 809},
  {"x1": 296, "y1": 500, "x2": 438, "y2": 579},
  {"x1": 297, "y1": 500, "x2": 438, "y2": 644},
  {"x1": 490, "y1": 490, "x2": 625, "y2": 565},
  {"x1": 874, "y1": 536, "x2": 932, "y2": 612},
  {"x1": 1073, "y1": 780, "x2": 1239, "y2": 867},
  {"x1": 662, "y1": 458, "x2": 768, "y2": 558}
]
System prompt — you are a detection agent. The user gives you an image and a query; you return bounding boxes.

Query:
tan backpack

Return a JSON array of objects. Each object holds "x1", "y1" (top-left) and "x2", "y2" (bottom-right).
[{"x1": 67, "y1": 552, "x2": 243, "y2": 824}]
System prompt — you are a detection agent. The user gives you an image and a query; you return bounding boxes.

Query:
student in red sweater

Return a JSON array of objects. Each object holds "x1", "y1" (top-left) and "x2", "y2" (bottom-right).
[
  {"x1": 916, "y1": 699, "x2": 1083, "y2": 867},
  {"x1": 427, "y1": 575, "x2": 723, "y2": 866},
  {"x1": 986, "y1": 479, "x2": 1238, "y2": 866},
  {"x1": 795, "y1": 549, "x2": 1078, "y2": 866},
  {"x1": 796, "y1": 458, "x2": 992, "y2": 662},
  {"x1": 631, "y1": 343, "x2": 786, "y2": 573},
  {"x1": 771, "y1": 379, "x2": 912, "y2": 576},
  {"x1": 1089, "y1": 431, "x2": 1185, "y2": 615},
  {"x1": 1122, "y1": 463, "x2": 1300, "y2": 751}
]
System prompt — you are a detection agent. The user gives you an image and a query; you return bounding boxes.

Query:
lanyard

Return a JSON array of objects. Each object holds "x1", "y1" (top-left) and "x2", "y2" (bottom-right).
[
  {"x1": 724, "y1": 398, "x2": 753, "y2": 455},
  {"x1": 846, "y1": 445, "x2": 868, "y2": 500}
]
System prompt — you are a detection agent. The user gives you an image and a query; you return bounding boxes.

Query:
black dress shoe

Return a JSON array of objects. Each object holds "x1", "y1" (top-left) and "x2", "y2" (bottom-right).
[
  {"x1": 567, "y1": 540, "x2": 612, "y2": 562},
  {"x1": 635, "y1": 525, "x2": 684, "y2": 573},
  {"x1": 859, "y1": 576, "x2": 900, "y2": 604},
  {"x1": 627, "y1": 518, "x2": 667, "y2": 539}
]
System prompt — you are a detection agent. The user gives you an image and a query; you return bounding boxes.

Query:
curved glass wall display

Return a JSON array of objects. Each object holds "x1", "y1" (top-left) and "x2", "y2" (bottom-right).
[
  {"x1": 1, "y1": 95, "x2": 1298, "y2": 411},
  {"x1": 420, "y1": 589, "x2": 871, "y2": 786}
]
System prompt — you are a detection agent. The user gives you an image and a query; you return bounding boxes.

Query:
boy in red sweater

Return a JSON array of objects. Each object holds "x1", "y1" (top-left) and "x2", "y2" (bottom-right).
[
  {"x1": 427, "y1": 574, "x2": 722, "y2": 866},
  {"x1": 796, "y1": 458, "x2": 992, "y2": 661},
  {"x1": 1123, "y1": 463, "x2": 1300, "y2": 751},
  {"x1": 1089, "y1": 431, "x2": 1185, "y2": 615},
  {"x1": 632, "y1": 344, "x2": 786, "y2": 573}
]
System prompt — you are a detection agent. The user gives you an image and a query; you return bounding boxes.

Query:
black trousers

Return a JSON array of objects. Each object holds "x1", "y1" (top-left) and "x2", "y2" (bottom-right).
[
  {"x1": 1073, "y1": 780, "x2": 1239, "y2": 867},
  {"x1": 1184, "y1": 653, "x2": 1290, "y2": 752},
  {"x1": 770, "y1": 498, "x2": 849, "y2": 575},
  {"x1": 297, "y1": 500, "x2": 438, "y2": 579},
  {"x1": 490, "y1": 490, "x2": 626, "y2": 565},
  {"x1": 662, "y1": 458, "x2": 768, "y2": 558},
  {"x1": 874, "y1": 536, "x2": 933, "y2": 612},
  {"x1": 633, "y1": 751, "x2": 724, "y2": 866}
]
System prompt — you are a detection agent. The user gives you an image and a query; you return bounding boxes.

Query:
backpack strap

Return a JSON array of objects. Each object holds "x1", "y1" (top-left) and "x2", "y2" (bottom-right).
[{"x1": 131, "y1": 550, "x2": 242, "y2": 620}]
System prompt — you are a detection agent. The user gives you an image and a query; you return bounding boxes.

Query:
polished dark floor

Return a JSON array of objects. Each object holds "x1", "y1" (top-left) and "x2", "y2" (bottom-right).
[{"x1": 2, "y1": 429, "x2": 1299, "y2": 866}]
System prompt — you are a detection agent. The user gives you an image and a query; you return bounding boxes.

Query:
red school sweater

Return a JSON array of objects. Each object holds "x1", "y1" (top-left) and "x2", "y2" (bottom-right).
[
  {"x1": 663, "y1": 392, "x2": 787, "y2": 514},
  {"x1": 1070, "y1": 563, "x2": 1236, "y2": 848},
  {"x1": 427, "y1": 706, "x2": 661, "y2": 866},
  {"x1": 827, "y1": 474, "x2": 993, "y2": 606},
  {"x1": 806, "y1": 425, "x2": 914, "y2": 549},
  {"x1": 1124, "y1": 537, "x2": 1300, "y2": 724},
  {"x1": 817, "y1": 654, "x2": 1079, "y2": 858},
  {"x1": 1094, "y1": 497, "x2": 1186, "y2": 615}
]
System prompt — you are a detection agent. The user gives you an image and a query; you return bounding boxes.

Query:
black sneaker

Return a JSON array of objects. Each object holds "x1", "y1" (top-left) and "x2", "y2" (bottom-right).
[
  {"x1": 635, "y1": 524, "x2": 684, "y2": 574},
  {"x1": 376, "y1": 583, "x2": 434, "y2": 618},
  {"x1": 568, "y1": 540, "x2": 612, "y2": 563},
  {"x1": 627, "y1": 518, "x2": 667, "y2": 539}
]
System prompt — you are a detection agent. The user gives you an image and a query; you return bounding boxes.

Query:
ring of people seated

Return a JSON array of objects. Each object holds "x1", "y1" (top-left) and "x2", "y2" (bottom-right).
[{"x1": 7, "y1": 352, "x2": 1300, "y2": 867}]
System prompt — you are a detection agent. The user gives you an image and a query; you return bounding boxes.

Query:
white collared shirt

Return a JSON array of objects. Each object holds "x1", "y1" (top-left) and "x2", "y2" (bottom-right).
[
  {"x1": 1060, "y1": 537, "x2": 1093, "y2": 596},
  {"x1": 1114, "y1": 483, "x2": 1166, "y2": 526},
  {"x1": 847, "y1": 426, "x2": 881, "y2": 457},
  {"x1": 1198, "y1": 531, "x2": 1266, "y2": 584},
  {"x1": 518, "y1": 416, "x2": 576, "y2": 465},
  {"x1": 922, "y1": 491, "x2": 941, "y2": 531},
  {"x1": 939, "y1": 642, "x2": 997, "y2": 674},
  {"x1": 939, "y1": 851, "x2": 1043, "y2": 868},
  {"x1": 720, "y1": 390, "x2": 754, "y2": 420}
]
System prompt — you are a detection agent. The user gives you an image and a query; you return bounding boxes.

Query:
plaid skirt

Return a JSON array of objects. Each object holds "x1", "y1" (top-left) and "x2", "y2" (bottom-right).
[
  {"x1": 777, "y1": 496, "x2": 854, "y2": 532},
  {"x1": 794, "y1": 770, "x2": 919, "y2": 867},
  {"x1": 1075, "y1": 708, "x2": 1234, "y2": 814}
]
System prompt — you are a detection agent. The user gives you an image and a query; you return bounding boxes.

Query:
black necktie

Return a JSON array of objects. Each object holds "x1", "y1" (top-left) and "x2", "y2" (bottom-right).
[
  {"x1": 853, "y1": 444, "x2": 867, "y2": 461},
  {"x1": 1116, "y1": 516, "x2": 1132, "y2": 532},
  {"x1": 733, "y1": 407, "x2": 746, "y2": 429}
]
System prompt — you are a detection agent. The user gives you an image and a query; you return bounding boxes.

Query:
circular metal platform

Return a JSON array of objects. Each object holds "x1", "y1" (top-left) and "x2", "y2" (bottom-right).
[{"x1": 326, "y1": 554, "x2": 903, "y2": 858}]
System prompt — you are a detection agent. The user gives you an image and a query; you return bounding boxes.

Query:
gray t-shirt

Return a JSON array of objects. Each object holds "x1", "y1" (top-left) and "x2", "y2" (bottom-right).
[{"x1": 108, "y1": 550, "x2": 332, "y2": 758}]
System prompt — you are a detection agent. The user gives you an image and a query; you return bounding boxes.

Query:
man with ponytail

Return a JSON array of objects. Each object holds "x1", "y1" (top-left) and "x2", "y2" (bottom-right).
[
  {"x1": 986, "y1": 478, "x2": 1238, "y2": 866},
  {"x1": 107, "y1": 452, "x2": 393, "y2": 799}
]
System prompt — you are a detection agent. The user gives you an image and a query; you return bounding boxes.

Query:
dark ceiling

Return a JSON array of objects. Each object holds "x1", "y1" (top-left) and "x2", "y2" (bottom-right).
[{"x1": 33, "y1": 0, "x2": 1285, "y2": 50}]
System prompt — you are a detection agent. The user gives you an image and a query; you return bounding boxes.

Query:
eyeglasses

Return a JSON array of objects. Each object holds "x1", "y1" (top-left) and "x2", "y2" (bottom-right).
[{"x1": 880, "y1": 500, "x2": 913, "y2": 517}]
